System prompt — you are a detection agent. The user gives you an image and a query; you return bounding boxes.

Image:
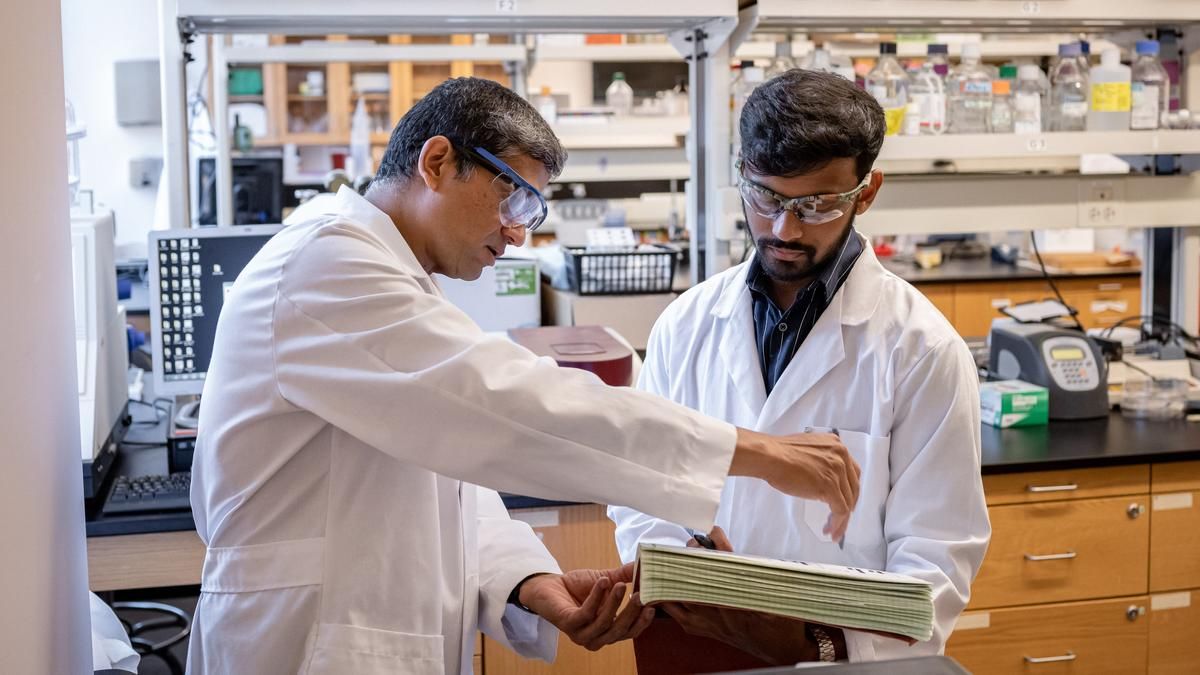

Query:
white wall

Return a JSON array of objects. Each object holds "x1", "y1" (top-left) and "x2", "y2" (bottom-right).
[
  {"x1": 61, "y1": 0, "x2": 172, "y2": 258},
  {"x1": 0, "y1": 2, "x2": 92, "y2": 672}
]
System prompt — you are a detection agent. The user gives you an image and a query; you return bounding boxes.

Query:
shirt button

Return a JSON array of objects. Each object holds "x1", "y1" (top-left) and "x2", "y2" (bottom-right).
[{"x1": 778, "y1": 323, "x2": 788, "y2": 332}]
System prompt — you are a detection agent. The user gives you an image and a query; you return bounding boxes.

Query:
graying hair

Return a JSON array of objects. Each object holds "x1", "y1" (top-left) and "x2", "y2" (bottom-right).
[{"x1": 374, "y1": 77, "x2": 567, "y2": 183}]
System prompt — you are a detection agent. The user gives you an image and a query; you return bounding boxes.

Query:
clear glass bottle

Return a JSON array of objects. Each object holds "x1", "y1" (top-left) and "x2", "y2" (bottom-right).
[
  {"x1": 767, "y1": 40, "x2": 796, "y2": 78},
  {"x1": 535, "y1": 85, "x2": 557, "y2": 124},
  {"x1": 989, "y1": 79, "x2": 1015, "y2": 133},
  {"x1": 605, "y1": 72, "x2": 634, "y2": 115},
  {"x1": 1050, "y1": 43, "x2": 1089, "y2": 131},
  {"x1": 1131, "y1": 39, "x2": 1170, "y2": 130},
  {"x1": 1013, "y1": 64, "x2": 1047, "y2": 134},
  {"x1": 910, "y1": 44, "x2": 948, "y2": 135},
  {"x1": 866, "y1": 42, "x2": 911, "y2": 136},
  {"x1": 1088, "y1": 48, "x2": 1131, "y2": 131},
  {"x1": 946, "y1": 42, "x2": 992, "y2": 134}
]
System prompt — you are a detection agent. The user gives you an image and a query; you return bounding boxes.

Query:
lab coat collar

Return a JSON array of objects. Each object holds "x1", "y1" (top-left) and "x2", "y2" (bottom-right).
[
  {"x1": 334, "y1": 186, "x2": 432, "y2": 284},
  {"x1": 710, "y1": 233, "x2": 882, "y2": 326},
  {"x1": 710, "y1": 234, "x2": 885, "y2": 424}
]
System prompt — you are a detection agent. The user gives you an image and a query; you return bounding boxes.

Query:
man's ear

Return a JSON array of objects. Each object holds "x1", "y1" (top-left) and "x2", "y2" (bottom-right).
[
  {"x1": 855, "y1": 170, "x2": 885, "y2": 215},
  {"x1": 416, "y1": 135, "x2": 457, "y2": 191}
]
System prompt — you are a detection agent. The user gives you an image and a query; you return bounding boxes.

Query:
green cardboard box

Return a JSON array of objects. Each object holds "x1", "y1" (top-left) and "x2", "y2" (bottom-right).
[{"x1": 981, "y1": 380, "x2": 1049, "y2": 428}]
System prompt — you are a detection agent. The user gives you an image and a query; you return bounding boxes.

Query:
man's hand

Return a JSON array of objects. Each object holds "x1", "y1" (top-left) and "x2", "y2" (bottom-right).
[
  {"x1": 729, "y1": 429, "x2": 860, "y2": 541},
  {"x1": 517, "y1": 563, "x2": 655, "y2": 651}
]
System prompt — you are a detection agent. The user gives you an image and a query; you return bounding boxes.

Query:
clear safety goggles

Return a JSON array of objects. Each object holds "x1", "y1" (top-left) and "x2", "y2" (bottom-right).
[
  {"x1": 736, "y1": 160, "x2": 873, "y2": 226},
  {"x1": 459, "y1": 145, "x2": 548, "y2": 232}
]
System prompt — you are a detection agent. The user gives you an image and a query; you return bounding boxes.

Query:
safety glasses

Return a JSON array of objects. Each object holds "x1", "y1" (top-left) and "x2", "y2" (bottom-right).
[
  {"x1": 458, "y1": 145, "x2": 549, "y2": 232},
  {"x1": 736, "y1": 159, "x2": 873, "y2": 226}
]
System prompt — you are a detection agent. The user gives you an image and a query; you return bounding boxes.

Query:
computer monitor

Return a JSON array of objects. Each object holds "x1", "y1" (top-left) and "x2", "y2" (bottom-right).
[
  {"x1": 197, "y1": 157, "x2": 284, "y2": 225},
  {"x1": 148, "y1": 225, "x2": 283, "y2": 398}
]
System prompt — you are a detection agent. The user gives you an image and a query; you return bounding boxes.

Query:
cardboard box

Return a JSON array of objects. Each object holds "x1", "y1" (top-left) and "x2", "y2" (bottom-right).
[{"x1": 981, "y1": 380, "x2": 1050, "y2": 428}]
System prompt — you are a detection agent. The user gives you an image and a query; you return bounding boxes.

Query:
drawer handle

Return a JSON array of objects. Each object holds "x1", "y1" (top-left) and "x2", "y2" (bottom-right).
[
  {"x1": 1025, "y1": 652, "x2": 1077, "y2": 664},
  {"x1": 1026, "y1": 483, "x2": 1078, "y2": 493},
  {"x1": 1098, "y1": 283, "x2": 1123, "y2": 291},
  {"x1": 1024, "y1": 551, "x2": 1077, "y2": 562}
]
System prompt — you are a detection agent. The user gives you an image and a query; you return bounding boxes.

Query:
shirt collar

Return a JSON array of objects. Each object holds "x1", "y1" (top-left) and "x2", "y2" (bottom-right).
[{"x1": 745, "y1": 227, "x2": 864, "y2": 311}]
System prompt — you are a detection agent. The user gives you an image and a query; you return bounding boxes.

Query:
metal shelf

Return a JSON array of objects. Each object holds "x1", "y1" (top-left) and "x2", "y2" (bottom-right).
[
  {"x1": 879, "y1": 131, "x2": 1200, "y2": 162},
  {"x1": 857, "y1": 173, "x2": 1200, "y2": 236},
  {"x1": 176, "y1": 0, "x2": 737, "y2": 34},
  {"x1": 748, "y1": 0, "x2": 1200, "y2": 31},
  {"x1": 225, "y1": 43, "x2": 528, "y2": 65}
]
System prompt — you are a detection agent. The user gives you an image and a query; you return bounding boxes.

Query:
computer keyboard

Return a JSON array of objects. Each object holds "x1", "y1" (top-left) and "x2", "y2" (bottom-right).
[{"x1": 101, "y1": 472, "x2": 192, "y2": 515}]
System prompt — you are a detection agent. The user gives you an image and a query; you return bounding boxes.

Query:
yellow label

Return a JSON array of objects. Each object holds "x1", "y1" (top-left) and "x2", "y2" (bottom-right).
[
  {"x1": 1091, "y1": 82, "x2": 1131, "y2": 113},
  {"x1": 883, "y1": 106, "x2": 906, "y2": 136}
]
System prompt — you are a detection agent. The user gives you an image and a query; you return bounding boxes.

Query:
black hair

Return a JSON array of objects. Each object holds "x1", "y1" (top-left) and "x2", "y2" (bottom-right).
[
  {"x1": 374, "y1": 77, "x2": 567, "y2": 184},
  {"x1": 740, "y1": 69, "x2": 885, "y2": 180}
]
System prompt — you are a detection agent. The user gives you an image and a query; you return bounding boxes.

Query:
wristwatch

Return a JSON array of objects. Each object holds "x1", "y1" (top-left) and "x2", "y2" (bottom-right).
[{"x1": 808, "y1": 625, "x2": 837, "y2": 662}]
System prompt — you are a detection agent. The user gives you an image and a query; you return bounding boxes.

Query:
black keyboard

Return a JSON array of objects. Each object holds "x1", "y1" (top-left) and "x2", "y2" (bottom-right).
[{"x1": 102, "y1": 472, "x2": 192, "y2": 515}]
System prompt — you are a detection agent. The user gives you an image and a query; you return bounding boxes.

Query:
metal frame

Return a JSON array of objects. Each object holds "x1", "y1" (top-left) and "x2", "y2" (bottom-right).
[{"x1": 160, "y1": 0, "x2": 739, "y2": 265}]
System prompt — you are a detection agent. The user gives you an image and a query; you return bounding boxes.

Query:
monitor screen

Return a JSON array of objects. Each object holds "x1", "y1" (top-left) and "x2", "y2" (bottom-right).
[{"x1": 149, "y1": 225, "x2": 283, "y2": 396}]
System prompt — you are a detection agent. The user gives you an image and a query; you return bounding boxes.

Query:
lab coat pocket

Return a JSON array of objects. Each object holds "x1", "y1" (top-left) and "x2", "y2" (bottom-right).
[
  {"x1": 801, "y1": 430, "x2": 890, "y2": 553},
  {"x1": 305, "y1": 622, "x2": 444, "y2": 675}
]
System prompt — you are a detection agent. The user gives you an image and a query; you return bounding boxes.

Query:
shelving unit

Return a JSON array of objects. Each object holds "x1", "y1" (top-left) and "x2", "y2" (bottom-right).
[{"x1": 688, "y1": 0, "x2": 1200, "y2": 330}]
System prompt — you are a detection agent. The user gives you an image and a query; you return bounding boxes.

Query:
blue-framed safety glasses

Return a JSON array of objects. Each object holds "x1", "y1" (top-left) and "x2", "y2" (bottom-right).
[{"x1": 458, "y1": 145, "x2": 549, "y2": 232}]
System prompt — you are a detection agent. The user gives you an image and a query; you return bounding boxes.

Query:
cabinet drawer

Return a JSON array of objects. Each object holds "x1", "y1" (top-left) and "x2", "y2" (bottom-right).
[
  {"x1": 1152, "y1": 461, "x2": 1200, "y2": 493},
  {"x1": 972, "y1": 496, "x2": 1149, "y2": 608},
  {"x1": 952, "y1": 281, "x2": 1047, "y2": 338},
  {"x1": 947, "y1": 596, "x2": 1149, "y2": 675},
  {"x1": 1149, "y1": 589, "x2": 1200, "y2": 675},
  {"x1": 983, "y1": 465, "x2": 1150, "y2": 506},
  {"x1": 1150, "y1": 490, "x2": 1200, "y2": 592}
]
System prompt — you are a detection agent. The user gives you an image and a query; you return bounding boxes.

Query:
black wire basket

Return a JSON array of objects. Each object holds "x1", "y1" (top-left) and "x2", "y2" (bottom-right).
[{"x1": 563, "y1": 244, "x2": 681, "y2": 295}]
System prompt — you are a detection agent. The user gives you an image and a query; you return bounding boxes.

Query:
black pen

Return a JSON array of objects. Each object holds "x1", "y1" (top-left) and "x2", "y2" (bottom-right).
[{"x1": 689, "y1": 530, "x2": 717, "y2": 550}]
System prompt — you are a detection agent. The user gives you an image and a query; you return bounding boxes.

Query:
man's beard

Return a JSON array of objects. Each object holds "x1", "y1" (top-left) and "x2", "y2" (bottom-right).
[{"x1": 750, "y1": 210, "x2": 856, "y2": 283}]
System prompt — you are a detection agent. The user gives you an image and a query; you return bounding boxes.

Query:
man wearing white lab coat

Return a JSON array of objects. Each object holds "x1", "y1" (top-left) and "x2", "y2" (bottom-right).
[
  {"x1": 187, "y1": 77, "x2": 863, "y2": 674},
  {"x1": 610, "y1": 70, "x2": 991, "y2": 665}
]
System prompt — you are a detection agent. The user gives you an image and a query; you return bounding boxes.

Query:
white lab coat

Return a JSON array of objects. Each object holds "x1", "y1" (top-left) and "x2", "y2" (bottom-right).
[
  {"x1": 609, "y1": 242, "x2": 990, "y2": 662},
  {"x1": 186, "y1": 187, "x2": 737, "y2": 674}
]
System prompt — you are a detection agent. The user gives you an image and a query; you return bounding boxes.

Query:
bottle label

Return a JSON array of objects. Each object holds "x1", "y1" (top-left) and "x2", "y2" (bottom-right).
[
  {"x1": 1060, "y1": 101, "x2": 1089, "y2": 117},
  {"x1": 1091, "y1": 82, "x2": 1131, "y2": 112},
  {"x1": 883, "y1": 105, "x2": 907, "y2": 136},
  {"x1": 962, "y1": 81, "x2": 992, "y2": 95},
  {"x1": 868, "y1": 85, "x2": 888, "y2": 102},
  {"x1": 1014, "y1": 92, "x2": 1042, "y2": 133},
  {"x1": 1131, "y1": 83, "x2": 1160, "y2": 129},
  {"x1": 913, "y1": 92, "x2": 946, "y2": 132}
]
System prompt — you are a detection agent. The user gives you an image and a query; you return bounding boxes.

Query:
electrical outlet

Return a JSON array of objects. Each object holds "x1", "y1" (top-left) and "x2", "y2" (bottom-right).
[{"x1": 1078, "y1": 179, "x2": 1124, "y2": 226}]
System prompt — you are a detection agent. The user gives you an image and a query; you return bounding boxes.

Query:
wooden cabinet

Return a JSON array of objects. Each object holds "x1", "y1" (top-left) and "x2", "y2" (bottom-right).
[
  {"x1": 1148, "y1": 589, "x2": 1200, "y2": 675},
  {"x1": 948, "y1": 596, "x2": 1150, "y2": 675},
  {"x1": 948, "y1": 460, "x2": 1200, "y2": 674},
  {"x1": 483, "y1": 504, "x2": 636, "y2": 675},
  {"x1": 913, "y1": 274, "x2": 1141, "y2": 338},
  {"x1": 247, "y1": 33, "x2": 512, "y2": 150},
  {"x1": 1150, "y1": 461, "x2": 1200, "y2": 593},
  {"x1": 982, "y1": 465, "x2": 1149, "y2": 506},
  {"x1": 971, "y1": 495, "x2": 1149, "y2": 609}
]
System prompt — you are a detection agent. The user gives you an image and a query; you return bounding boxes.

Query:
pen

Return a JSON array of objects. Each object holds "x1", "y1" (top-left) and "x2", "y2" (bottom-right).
[{"x1": 688, "y1": 529, "x2": 717, "y2": 550}]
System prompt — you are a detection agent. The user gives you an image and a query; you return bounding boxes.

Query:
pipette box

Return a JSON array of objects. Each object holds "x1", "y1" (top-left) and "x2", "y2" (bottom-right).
[{"x1": 981, "y1": 380, "x2": 1050, "y2": 428}]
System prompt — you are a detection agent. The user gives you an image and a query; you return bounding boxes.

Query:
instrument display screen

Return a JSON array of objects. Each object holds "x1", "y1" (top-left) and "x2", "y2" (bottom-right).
[{"x1": 1050, "y1": 347, "x2": 1086, "y2": 361}]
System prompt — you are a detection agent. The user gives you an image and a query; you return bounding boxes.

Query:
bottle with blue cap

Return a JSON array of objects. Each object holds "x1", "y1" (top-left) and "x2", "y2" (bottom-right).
[
  {"x1": 1131, "y1": 40, "x2": 1170, "y2": 130},
  {"x1": 1050, "y1": 43, "x2": 1088, "y2": 131}
]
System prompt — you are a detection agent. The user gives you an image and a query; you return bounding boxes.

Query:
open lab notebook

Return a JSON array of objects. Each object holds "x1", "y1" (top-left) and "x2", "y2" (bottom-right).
[{"x1": 636, "y1": 544, "x2": 935, "y2": 643}]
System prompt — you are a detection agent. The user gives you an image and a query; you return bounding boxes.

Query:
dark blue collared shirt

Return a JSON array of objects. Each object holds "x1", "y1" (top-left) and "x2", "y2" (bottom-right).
[{"x1": 746, "y1": 230, "x2": 864, "y2": 395}]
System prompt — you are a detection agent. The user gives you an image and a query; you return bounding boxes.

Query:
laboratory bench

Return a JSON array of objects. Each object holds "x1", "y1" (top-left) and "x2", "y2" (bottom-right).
[{"x1": 86, "y1": 412, "x2": 1200, "y2": 674}]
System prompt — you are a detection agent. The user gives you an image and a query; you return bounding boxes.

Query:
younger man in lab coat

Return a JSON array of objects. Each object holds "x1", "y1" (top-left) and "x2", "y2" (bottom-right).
[{"x1": 610, "y1": 69, "x2": 991, "y2": 664}]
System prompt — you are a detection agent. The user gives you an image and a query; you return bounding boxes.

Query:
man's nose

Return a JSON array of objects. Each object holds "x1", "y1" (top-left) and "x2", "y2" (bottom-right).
[
  {"x1": 504, "y1": 225, "x2": 527, "y2": 248},
  {"x1": 772, "y1": 210, "x2": 805, "y2": 240}
]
